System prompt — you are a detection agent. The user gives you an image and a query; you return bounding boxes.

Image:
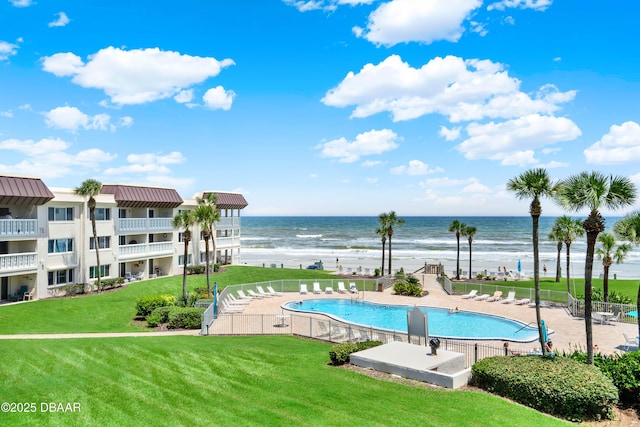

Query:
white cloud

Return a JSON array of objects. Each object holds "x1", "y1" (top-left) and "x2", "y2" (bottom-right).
[
  {"x1": 0, "y1": 109, "x2": 13, "y2": 118},
  {"x1": 317, "y1": 128, "x2": 400, "y2": 163},
  {"x1": 355, "y1": 0, "x2": 481, "y2": 46},
  {"x1": 49, "y1": 12, "x2": 70, "y2": 28},
  {"x1": 421, "y1": 176, "x2": 478, "y2": 188},
  {"x1": 461, "y1": 182, "x2": 492, "y2": 194},
  {"x1": 322, "y1": 55, "x2": 576, "y2": 123},
  {"x1": 361, "y1": 160, "x2": 383, "y2": 167},
  {"x1": 439, "y1": 126, "x2": 461, "y2": 141},
  {"x1": 584, "y1": 121, "x2": 640, "y2": 164},
  {"x1": 283, "y1": 0, "x2": 372, "y2": 12},
  {"x1": 9, "y1": 0, "x2": 33, "y2": 7},
  {"x1": 390, "y1": 160, "x2": 442, "y2": 176},
  {"x1": 42, "y1": 47, "x2": 235, "y2": 105},
  {"x1": 174, "y1": 89, "x2": 194, "y2": 103},
  {"x1": 487, "y1": 0, "x2": 552, "y2": 11},
  {"x1": 203, "y1": 86, "x2": 235, "y2": 110},
  {"x1": 0, "y1": 137, "x2": 116, "y2": 178},
  {"x1": 44, "y1": 106, "x2": 129, "y2": 132},
  {"x1": 0, "y1": 41, "x2": 19, "y2": 61},
  {"x1": 456, "y1": 114, "x2": 581, "y2": 162},
  {"x1": 104, "y1": 152, "x2": 186, "y2": 178}
]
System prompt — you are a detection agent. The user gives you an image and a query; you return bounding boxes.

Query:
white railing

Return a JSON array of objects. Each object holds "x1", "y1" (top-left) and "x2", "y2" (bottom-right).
[
  {"x1": 0, "y1": 252, "x2": 38, "y2": 272},
  {"x1": 117, "y1": 218, "x2": 173, "y2": 233},
  {"x1": 215, "y1": 237, "x2": 240, "y2": 249},
  {"x1": 216, "y1": 217, "x2": 240, "y2": 228},
  {"x1": 567, "y1": 293, "x2": 638, "y2": 324},
  {"x1": 0, "y1": 219, "x2": 38, "y2": 237},
  {"x1": 119, "y1": 242, "x2": 173, "y2": 258}
]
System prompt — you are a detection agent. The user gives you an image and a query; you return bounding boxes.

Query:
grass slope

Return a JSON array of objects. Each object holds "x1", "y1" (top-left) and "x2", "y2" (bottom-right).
[{"x1": 0, "y1": 335, "x2": 569, "y2": 427}]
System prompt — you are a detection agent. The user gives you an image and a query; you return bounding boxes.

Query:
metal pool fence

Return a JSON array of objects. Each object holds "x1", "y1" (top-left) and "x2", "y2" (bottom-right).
[{"x1": 204, "y1": 311, "x2": 530, "y2": 368}]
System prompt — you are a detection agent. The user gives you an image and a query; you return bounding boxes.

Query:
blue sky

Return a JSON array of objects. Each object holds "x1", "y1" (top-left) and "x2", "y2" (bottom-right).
[{"x1": 1, "y1": 1, "x2": 640, "y2": 216}]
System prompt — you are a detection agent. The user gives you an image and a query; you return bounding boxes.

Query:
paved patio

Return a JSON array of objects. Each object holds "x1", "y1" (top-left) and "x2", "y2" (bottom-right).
[{"x1": 236, "y1": 274, "x2": 639, "y2": 355}]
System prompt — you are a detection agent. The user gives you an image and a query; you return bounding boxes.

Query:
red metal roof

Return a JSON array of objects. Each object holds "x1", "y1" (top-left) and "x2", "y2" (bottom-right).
[
  {"x1": 101, "y1": 184, "x2": 183, "y2": 208},
  {"x1": 0, "y1": 176, "x2": 54, "y2": 206},
  {"x1": 204, "y1": 192, "x2": 248, "y2": 210}
]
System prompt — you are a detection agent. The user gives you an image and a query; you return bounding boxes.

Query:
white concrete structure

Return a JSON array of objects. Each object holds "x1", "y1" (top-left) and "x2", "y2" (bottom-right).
[{"x1": 0, "y1": 175, "x2": 247, "y2": 301}]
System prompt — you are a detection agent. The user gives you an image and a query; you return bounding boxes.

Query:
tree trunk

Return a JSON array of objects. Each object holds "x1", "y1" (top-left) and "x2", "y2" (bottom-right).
[
  {"x1": 603, "y1": 263, "x2": 610, "y2": 305},
  {"x1": 584, "y1": 231, "x2": 597, "y2": 364},
  {"x1": 532, "y1": 214, "x2": 546, "y2": 356},
  {"x1": 388, "y1": 235, "x2": 392, "y2": 275},
  {"x1": 555, "y1": 242, "x2": 562, "y2": 282},
  {"x1": 204, "y1": 233, "x2": 211, "y2": 298},
  {"x1": 182, "y1": 231, "x2": 190, "y2": 298},
  {"x1": 455, "y1": 234, "x2": 460, "y2": 280},
  {"x1": 381, "y1": 240, "x2": 386, "y2": 277},
  {"x1": 565, "y1": 243, "x2": 572, "y2": 295},
  {"x1": 90, "y1": 205, "x2": 100, "y2": 292},
  {"x1": 468, "y1": 239, "x2": 472, "y2": 280},
  {"x1": 637, "y1": 284, "x2": 639, "y2": 344}
]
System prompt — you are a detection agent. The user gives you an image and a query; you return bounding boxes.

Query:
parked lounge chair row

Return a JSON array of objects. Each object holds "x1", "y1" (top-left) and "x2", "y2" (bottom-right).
[
  {"x1": 460, "y1": 289, "x2": 531, "y2": 305},
  {"x1": 300, "y1": 281, "x2": 359, "y2": 295}
]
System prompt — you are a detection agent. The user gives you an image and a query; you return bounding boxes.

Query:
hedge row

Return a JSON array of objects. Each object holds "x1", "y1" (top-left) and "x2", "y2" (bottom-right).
[
  {"x1": 472, "y1": 356, "x2": 618, "y2": 422},
  {"x1": 329, "y1": 341, "x2": 383, "y2": 365}
]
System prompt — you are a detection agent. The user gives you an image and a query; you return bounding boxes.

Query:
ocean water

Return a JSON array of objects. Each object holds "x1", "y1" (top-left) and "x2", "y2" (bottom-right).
[{"x1": 239, "y1": 216, "x2": 640, "y2": 279}]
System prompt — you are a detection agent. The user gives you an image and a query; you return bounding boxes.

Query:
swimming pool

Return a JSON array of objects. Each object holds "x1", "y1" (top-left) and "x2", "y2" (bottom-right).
[{"x1": 284, "y1": 299, "x2": 540, "y2": 342}]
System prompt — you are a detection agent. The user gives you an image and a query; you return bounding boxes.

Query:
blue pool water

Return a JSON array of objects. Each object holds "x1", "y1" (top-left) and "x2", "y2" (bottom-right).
[{"x1": 285, "y1": 299, "x2": 540, "y2": 342}]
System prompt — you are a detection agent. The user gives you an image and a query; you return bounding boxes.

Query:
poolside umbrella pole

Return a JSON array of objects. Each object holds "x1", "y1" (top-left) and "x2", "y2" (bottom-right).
[{"x1": 213, "y1": 282, "x2": 218, "y2": 317}]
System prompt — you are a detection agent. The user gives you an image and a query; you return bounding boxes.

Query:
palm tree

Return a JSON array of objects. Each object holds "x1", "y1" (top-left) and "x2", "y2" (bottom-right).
[
  {"x1": 557, "y1": 171, "x2": 636, "y2": 364},
  {"x1": 613, "y1": 211, "x2": 640, "y2": 341},
  {"x1": 194, "y1": 193, "x2": 219, "y2": 298},
  {"x1": 507, "y1": 168, "x2": 556, "y2": 356},
  {"x1": 448, "y1": 220, "x2": 466, "y2": 280},
  {"x1": 547, "y1": 224, "x2": 563, "y2": 282},
  {"x1": 376, "y1": 212, "x2": 389, "y2": 275},
  {"x1": 461, "y1": 225, "x2": 477, "y2": 280},
  {"x1": 75, "y1": 179, "x2": 103, "y2": 292},
  {"x1": 172, "y1": 210, "x2": 196, "y2": 298},
  {"x1": 552, "y1": 216, "x2": 585, "y2": 294},
  {"x1": 385, "y1": 211, "x2": 405, "y2": 275},
  {"x1": 375, "y1": 227, "x2": 387, "y2": 276},
  {"x1": 596, "y1": 232, "x2": 631, "y2": 305}
]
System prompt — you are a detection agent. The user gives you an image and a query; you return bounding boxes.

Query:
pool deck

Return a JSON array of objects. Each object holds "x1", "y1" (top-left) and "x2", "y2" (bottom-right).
[{"x1": 237, "y1": 274, "x2": 639, "y2": 355}]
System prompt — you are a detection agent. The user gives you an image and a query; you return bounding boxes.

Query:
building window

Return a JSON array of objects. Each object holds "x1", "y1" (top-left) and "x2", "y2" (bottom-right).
[
  {"x1": 89, "y1": 264, "x2": 110, "y2": 279},
  {"x1": 178, "y1": 232, "x2": 184, "y2": 243},
  {"x1": 89, "y1": 236, "x2": 111, "y2": 250},
  {"x1": 48, "y1": 207, "x2": 73, "y2": 221},
  {"x1": 91, "y1": 207, "x2": 111, "y2": 221},
  {"x1": 48, "y1": 238, "x2": 73, "y2": 253},
  {"x1": 48, "y1": 269, "x2": 74, "y2": 286},
  {"x1": 178, "y1": 254, "x2": 192, "y2": 266}
]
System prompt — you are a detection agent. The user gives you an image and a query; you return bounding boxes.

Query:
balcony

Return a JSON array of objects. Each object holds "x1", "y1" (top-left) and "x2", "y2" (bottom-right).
[
  {"x1": 0, "y1": 252, "x2": 38, "y2": 273},
  {"x1": 216, "y1": 217, "x2": 241, "y2": 228},
  {"x1": 0, "y1": 219, "x2": 39, "y2": 238},
  {"x1": 212, "y1": 237, "x2": 240, "y2": 249},
  {"x1": 117, "y1": 218, "x2": 174, "y2": 233},
  {"x1": 119, "y1": 242, "x2": 173, "y2": 259}
]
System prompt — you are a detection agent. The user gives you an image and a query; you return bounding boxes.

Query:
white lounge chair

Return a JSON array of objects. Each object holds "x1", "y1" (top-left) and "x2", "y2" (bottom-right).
[
  {"x1": 256, "y1": 286, "x2": 273, "y2": 297},
  {"x1": 486, "y1": 291, "x2": 503, "y2": 302},
  {"x1": 266, "y1": 286, "x2": 282, "y2": 296},
  {"x1": 474, "y1": 294, "x2": 490, "y2": 301},
  {"x1": 237, "y1": 290, "x2": 253, "y2": 300},
  {"x1": 461, "y1": 290, "x2": 478, "y2": 299},
  {"x1": 300, "y1": 284, "x2": 308, "y2": 294},
  {"x1": 515, "y1": 297, "x2": 530, "y2": 305},
  {"x1": 247, "y1": 290, "x2": 264, "y2": 299},
  {"x1": 221, "y1": 301, "x2": 245, "y2": 313},
  {"x1": 312, "y1": 282, "x2": 322, "y2": 294},
  {"x1": 337, "y1": 282, "x2": 347, "y2": 293},
  {"x1": 228, "y1": 294, "x2": 250, "y2": 305},
  {"x1": 325, "y1": 286, "x2": 333, "y2": 294},
  {"x1": 501, "y1": 291, "x2": 516, "y2": 304},
  {"x1": 349, "y1": 282, "x2": 357, "y2": 293},
  {"x1": 623, "y1": 333, "x2": 639, "y2": 351}
]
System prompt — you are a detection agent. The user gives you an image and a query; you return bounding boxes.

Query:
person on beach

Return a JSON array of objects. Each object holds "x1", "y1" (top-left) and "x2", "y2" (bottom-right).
[{"x1": 543, "y1": 264, "x2": 547, "y2": 276}]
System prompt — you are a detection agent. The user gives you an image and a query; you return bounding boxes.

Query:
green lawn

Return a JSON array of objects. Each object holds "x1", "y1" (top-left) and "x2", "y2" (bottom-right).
[{"x1": 0, "y1": 335, "x2": 570, "y2": 427}]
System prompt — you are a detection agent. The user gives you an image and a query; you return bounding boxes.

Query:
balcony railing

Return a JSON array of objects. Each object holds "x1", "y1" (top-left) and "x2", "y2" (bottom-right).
[
  {"x1": 0, "y1": 252, "x2": 38, "y2": 273},
  {"x1": 119, "y1": 242, "x2": 173, "y2": 259},
  {"x1": 0, "y1": 219, "x2": 38, "y2": 237},
  {"x1": 216, "y1": 217, "x2": 241, "y2": 228},
  {"x1": 117, "y1": 218, "x2": 174, "y2": 233},
  {"x1": 215, "y1": 237, "x2": 240, "y2": 249}
]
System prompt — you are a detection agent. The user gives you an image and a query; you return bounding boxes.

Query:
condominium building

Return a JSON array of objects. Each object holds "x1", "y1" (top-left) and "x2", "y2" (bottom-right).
[{"x1": 0, "y1": 175, "x2": 248, "y2": 302}]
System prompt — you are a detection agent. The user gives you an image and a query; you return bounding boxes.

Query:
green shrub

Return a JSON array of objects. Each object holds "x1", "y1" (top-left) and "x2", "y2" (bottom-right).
[
  {"x1": 135, "y1": 295, "x2": 177, "y2": 317},
  {"x1": 472, "y1": 356, "x2": 618, "y2": 422},
  {"x1": 329, "y1": 343, "x2": 359, "y2": 365},
  {"x1": 167, "y1": 307, "x2": 204, "y2": 329},
  {"x1": 393, "y1": 278, "x2": 423, "y2": 296},
  {"x1": 564, "y1": 349, "x2": 640, "y2": 405},
  {"x1": 328, "y1": 341, "x2": 383, "y2": 365},
  {"x1": 374, "y1": 268, "x2": 380, "y2": 277},
  {"x1": 186, "y1": 265, "x2": 206, "y2": 275},
  {"x1": 176, "y1": 291, "x2": 201, "y2": 307},
  {"x1": 146, "y1": 306, "x2": 174, "y2": 328}
]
